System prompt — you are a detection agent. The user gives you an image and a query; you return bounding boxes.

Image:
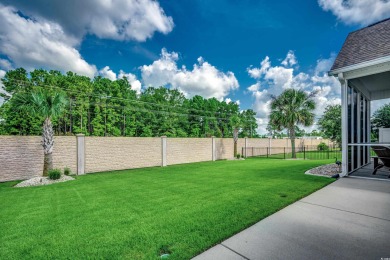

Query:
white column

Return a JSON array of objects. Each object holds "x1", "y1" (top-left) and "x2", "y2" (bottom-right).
[
  {"x1": 212, "y1": 136, "x2": 216, "y2": 161},
  {"x1": 357, "y1": 92, "x2": 361, "y2": 168},
  {"x1": 362, "y1": 97, "x2": 366, "y2": 164},
  {"x1": 339, "y1": 73, "x2": 348, "y2": 177},
  {"x1": 76, "y1": 134, "x2": 85, "y2": 175},
  {"x1": 161, "y1": 136, "x2": 167, "y2": 167},
  {"x1": 367, "y1": 100, "x2": 371, "y2": 162}
]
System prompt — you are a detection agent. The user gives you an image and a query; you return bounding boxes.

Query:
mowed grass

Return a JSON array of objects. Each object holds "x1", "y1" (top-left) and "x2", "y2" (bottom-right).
[{"x1": 0, "y1": 158, "x2": 334, "y2": 259}]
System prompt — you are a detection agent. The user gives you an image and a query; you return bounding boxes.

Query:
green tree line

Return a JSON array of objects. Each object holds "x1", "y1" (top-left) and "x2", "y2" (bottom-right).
[{"x1": 0, "y1": 68, "x2": 258, "y2": 138}]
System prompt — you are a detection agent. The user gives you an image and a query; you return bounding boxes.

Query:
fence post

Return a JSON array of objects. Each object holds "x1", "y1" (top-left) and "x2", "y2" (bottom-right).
[
  {"x1": 252, "y1": 147, "x2": 254, "y2": 157},
  {"x1": 244, "y1": 137, "x2": 248, "y2": 158},
  {"x1": 327, "y1": 148, "x2": 330, "y2": 159},
  {"x1": 267, "y1": 147, "x2": 269, "y2": 158},
  {"x1": 284, "y1": 147, "x2": 286, "y2": 159},
  {"x1": 303, "y1": 146, "x2": 306, "y2": 160},
  {"x1": 268, "y1": 137, "x2": 271, "y2": 155},
  {"x1": 161, "y1": 136, "x2": 167, "y2": 167},
  {"x1": 212, "y1": 136, "x2": 216, "y2": 161},
  {"x1": 76, "y1": 134, "x2": 85, "y2": 175}
]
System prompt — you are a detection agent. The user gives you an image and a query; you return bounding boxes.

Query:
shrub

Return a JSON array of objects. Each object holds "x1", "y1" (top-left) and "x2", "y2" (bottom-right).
[
  {"x1": 48, "y1": 169, "x2": 61, "y2": 180},
  {"x1": 317, "y1": 142, "x2": 329, "y2": 151},
  {"x1": 236, "y1": 153, "x2": 241, "y2": 159},
  {"x1": 64, "y1": 167, "x2": 71, "y2": 176}
]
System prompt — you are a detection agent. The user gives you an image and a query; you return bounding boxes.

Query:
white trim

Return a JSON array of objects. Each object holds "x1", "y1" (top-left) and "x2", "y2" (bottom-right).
[
  {"x1": 329, "y1": 55, "x2": 390, "y2": 76},
  {"x1": 371, "y1": 89, "x2": 390, "y2": 100},
  {"x1": 343, "y1": 61, "x2": 390, "y2": 80},
  {"x1": 351, "y1": 87, "x2": 355, "y2": 171},
  {"x1": 340, "y1": 75, "x2": 348, "y2": 177},
  {"x1": 357, "y1": 92, "x2": 361, "y2": 168},
  {"x1": 362, "y1": 97, "x2": 366, "y2": 164},
  {"x1": 348, "y1": 80, "x2": 371, "y2": 101},
  {"x1": 367, "y1": 100, "x2": 371, "y2": 162}
]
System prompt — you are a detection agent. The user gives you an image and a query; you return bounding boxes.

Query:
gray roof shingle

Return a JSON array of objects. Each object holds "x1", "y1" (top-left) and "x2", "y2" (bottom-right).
[{"x1": 331, "y1": 18, "x2": 390, "y2": 71}]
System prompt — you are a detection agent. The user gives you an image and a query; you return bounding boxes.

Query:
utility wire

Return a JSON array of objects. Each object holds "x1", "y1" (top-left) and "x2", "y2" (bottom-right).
[
  {"x1": 1, "y1": 79, "x2": 323, "y2": 126},
  {"x1": 1, "y1": 79, "x2": 245, "y2": 117}
]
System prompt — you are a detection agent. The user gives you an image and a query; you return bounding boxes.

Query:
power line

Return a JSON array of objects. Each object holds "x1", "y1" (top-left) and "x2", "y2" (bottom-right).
[
  {"x1": 1, "y1": 79, "x2": 245, "y2": 117},
  {"x1": 1, "y1": 79, "x2": 324, "y2": 127}
]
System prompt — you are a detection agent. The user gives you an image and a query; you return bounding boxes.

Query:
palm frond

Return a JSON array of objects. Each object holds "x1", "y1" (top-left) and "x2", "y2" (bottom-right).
[
  {"x1": 268, "y1": 88, "x2": 316, "y2": 133},
  {"x1": 11, "y1": 88, "x2": 68, "y2": 120}
]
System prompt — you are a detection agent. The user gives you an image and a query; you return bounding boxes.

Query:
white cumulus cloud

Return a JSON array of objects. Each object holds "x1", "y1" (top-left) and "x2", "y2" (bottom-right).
[
  {"x1": 141, "y1": 49, "x2": 239, "y2": 100},
  {"x1": 318, "y1": 0, "x2": 390, "y2": 25},
  {"x1": 98, "y1": 66, "x2": 142, "y2": 94},
  {"x1": 0, "y1": 4, "x2": 97, "y2": 77},
  {"x1": 99, "y1": 66, "x2": 117, "y2": 81},
  {"x1": 281, "y1": 50, "x2": 297, "y2": 67},
  {"x1": 0, "y1": 1, "x2": 174, "y2": 78},
  {"x1": 264, "y1": 66, "x2": 294, "y2": 89},
  {"x1": 248, "y1": 56, "x2": 270, "y2": 79},
  {"x1": 118, "y1": 70, "x2": 142, "y2": 94},
  {"x1": 141, "y1": 48, "x2": 179, "y2": 87},
  {"x1": 2, "y1": 0, "x2": 174, "y2": 42},
  {"x1": 247, "y1": 52, "x2": 341, "y2": 134}
]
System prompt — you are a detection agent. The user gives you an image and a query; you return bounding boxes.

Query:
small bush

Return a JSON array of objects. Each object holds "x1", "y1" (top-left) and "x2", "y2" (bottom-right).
[
  {"x1": 64, "y1": 167, "x2": 71, "y2": 176},
  {"x1": 48, "y1": 169, "x2": 61, "y2": 180},
  {"x1": 317, "y1": 142, "x2": 329, "y2": 151},
  {"x1": 236, "y1": 153, "x2": 241, "y2": 159}
]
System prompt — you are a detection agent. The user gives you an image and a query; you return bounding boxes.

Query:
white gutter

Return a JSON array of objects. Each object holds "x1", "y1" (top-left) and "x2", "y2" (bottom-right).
[{"x1": 328, "y1": 55, "x2": 390, "y2": 76}]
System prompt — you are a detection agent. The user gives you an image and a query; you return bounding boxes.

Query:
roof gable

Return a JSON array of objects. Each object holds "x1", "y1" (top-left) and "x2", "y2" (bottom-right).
[{"x1": 331, "y1": 18, "x2": 390, "y2": 71}]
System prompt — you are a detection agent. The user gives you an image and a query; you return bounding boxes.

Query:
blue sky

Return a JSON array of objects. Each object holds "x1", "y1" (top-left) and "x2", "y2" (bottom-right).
[{"x1": 0, "y1": 0, "x2": 389, "y2": 133}]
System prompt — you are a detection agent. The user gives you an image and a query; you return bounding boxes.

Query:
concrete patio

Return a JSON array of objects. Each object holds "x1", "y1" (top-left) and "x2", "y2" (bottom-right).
[{"x1": 193, "y1": 177, "x2": 390, "y2": 260}]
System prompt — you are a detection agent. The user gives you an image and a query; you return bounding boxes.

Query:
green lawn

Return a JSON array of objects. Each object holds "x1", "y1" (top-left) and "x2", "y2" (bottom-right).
[{"x1": 0, "y1": 158, "x2": 334, "y2": 259}]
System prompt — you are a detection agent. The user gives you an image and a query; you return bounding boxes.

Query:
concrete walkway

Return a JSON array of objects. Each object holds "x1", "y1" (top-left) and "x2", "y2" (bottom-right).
[{"x1": 193, "y1": 177, "x2": 390, "y2": 260}]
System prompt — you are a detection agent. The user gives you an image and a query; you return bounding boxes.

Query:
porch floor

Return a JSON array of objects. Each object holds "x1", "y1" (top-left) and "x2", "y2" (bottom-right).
[{"x1": 349, "y1": 162, "x2": 390, "y2": 180}]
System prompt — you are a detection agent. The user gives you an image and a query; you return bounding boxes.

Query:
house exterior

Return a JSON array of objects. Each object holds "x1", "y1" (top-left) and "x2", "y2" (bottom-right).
[{"x1": 329, "y1": 18, "x2": 390, "y2": 177}]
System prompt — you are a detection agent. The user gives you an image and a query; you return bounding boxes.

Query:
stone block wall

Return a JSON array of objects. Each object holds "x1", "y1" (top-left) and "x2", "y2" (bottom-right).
[
  {"x1": 167, "y1": 138, "x2": 212, "y2": 165},
  {"x1": 53, "y1": 136, "x2": 77, "y2": 174},
  {"x1": 0, "y1": 136, "x2": 335, "y2": 182},
  {"x1": 85, "y1": 137, "x2": 161, "y2": 173},
  {"x1": 0, "y1": 136, "x2": 76, "y2": 182},
  {"x1": 215, "y1": 138, "x2": 234, "y2": 160}
]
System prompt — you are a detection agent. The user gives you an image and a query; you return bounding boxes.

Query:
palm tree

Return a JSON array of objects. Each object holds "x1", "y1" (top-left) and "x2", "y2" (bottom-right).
[
  {"x1": 269, "y1": 89, "x2": 316, "y2": 158},
  {"x1": 13, "y1": 89, "x2": 67, "y2": 176},
  {"x1": 230, "y1": 115, "x2": 241, "y2": 157}
]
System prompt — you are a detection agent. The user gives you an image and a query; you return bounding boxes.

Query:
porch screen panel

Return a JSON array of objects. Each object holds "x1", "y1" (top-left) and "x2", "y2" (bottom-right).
[
  {"x1": 365, "y1": 99, "x2": 370, "y2": 162},
  {"x1": 347, "y1": 86, "x2": 352, "y2": 172},
  {"x1": 364, "y1": 98, "x2": 369, "y2": 165},
  {"x1": 353, "y1": 89, "x2": 358, "y2": 171},
  {"x1": 360, "y1": 95, "x2": 364, "y2": 166}
]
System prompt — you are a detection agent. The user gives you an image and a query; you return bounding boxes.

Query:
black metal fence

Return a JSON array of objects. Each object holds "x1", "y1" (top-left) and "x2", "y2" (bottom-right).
[{"x1": 242, "y1": 145, "x2": 342, "y2": 160}]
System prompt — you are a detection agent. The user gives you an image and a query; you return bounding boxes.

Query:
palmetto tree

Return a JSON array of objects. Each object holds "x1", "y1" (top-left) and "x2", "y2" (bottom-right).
[
  {"x1": 269, "y1": 89, "x2": 316, "y2": 158},
  {"x1": 13, "y1": 89, "x2": 67, "y2": 176}
]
